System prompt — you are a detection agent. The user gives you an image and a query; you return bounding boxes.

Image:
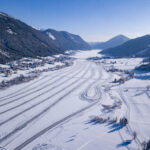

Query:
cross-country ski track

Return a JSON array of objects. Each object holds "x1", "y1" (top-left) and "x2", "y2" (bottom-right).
[{"x1": 0, "y1": 50, "x2": 150, "y2": 150}]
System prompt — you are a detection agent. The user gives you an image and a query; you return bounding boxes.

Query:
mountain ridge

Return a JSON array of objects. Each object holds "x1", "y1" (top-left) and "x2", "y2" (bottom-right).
[
  {"x1": 90, "y1": 35, "x2": 130, "y2": 49},
  {"x1": 101, "y1": 34, "x2": 150, "y2": 57},
  {"x1": 42, "y1": 29, "x2": 91, "y2": 50},
  {"x1": 0, "y1": 12, "x2": 91, "y2": 63}
]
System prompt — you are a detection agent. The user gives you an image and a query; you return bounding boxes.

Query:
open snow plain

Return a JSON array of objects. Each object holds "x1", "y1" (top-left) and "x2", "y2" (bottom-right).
[{"x1": 0, "y1": 50, "x2": 150, "y2": 150}]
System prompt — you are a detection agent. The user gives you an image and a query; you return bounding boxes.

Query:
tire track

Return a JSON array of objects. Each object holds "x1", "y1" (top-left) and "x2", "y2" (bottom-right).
[
  {"x1": 0, "y1": 63, "x2": 90, "y2": 125},
  {"x1": 14, "y1": 101, "x2": 99, "y2": 150},
  {"x1": 0, "y1": 63, "x2": 85, "y2": 107},
  {"x1": 0, "y1": 66, "x2": 76, "y2": 101},
  {"x1": 79, "y1": 62, "x2": 102, "y2": 102},
  {"x1": 0, "y1": 61, "x2": 81, "y2": 101},
  {"x1": 0, "y1": 63, "x2": 92, "y2": 144},
  {"x1": 0, "y1": 63, "x2": 87, "y2": 115},
  {"x1": 118, "y1": 87, "x2": 142, "y2": 149},
  {"x1": 0, "y1": 61, "x2": 81, "y2": 99}
]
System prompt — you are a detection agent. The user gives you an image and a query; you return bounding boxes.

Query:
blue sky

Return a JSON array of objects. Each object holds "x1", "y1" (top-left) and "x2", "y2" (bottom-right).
[{"x1": 0, "y1": 0, "x2": 150, "y2": 41}]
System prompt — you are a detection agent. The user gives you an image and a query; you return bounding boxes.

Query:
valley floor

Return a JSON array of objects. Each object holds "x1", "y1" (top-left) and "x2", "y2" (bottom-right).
[{"x1": 0, "y1": 50, "x2": 150, "y2": 150}]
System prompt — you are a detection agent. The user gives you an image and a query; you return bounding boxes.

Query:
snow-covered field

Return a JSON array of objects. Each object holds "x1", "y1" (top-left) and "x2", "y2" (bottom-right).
[{"x1": 0, "y1": 50, "x2": 150, "y2": 150}]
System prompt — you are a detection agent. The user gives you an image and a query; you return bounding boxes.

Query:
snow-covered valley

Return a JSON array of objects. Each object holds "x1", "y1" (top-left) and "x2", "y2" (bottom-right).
[{"x1": 0, "y1": 50, "x2": 150, "y2": 150}]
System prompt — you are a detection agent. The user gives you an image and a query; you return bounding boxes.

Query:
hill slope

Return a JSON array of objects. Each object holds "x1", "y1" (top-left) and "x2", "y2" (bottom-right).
[
  {"x1": 42, "y1": 29, "x2": 91, "y2": 50},
  {"x1": 90, "y1": 35, "x2": 129, "y2": 49},
  {"x1": 0, "y1": 12, "x2": 62, "y2": 63},
  {"x1": 0, "y1": 12, "x2": 90, "y2": 63},
  {"x1": 101, "y1": 35, "x2": 150, "y2": 57}
]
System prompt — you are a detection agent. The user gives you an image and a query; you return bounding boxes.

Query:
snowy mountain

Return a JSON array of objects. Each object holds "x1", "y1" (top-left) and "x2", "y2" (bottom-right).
[
  {"x1": 0, "y1": 12, "x2": 90, "y2": 63},
  {"x1": 90, "y1": 35, "x2": 129, "y2": 49},
  {"x1": 101, "y1": 35, "x2": 150, "y2": 57},
  {"x1": 0, "y1": 12, "x2": 63, "y2": 63},
  {"x1": 42, "y1": 29, "x2": 91, "y2": 50}
]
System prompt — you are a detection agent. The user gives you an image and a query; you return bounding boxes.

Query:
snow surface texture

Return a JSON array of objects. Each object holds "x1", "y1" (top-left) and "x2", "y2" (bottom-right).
[
  {"x1": 0, "y1": 50, "x2": 149, "y2": 150},
  {"x1": 0, "y1": 49, "x2": 10, "y2": 58},
  {"x1": 6, "y1": 29, "x2": 16, "y2": 35},
  {"x1": 48, "y1": 33, "x2": 56, "y2": 40}
]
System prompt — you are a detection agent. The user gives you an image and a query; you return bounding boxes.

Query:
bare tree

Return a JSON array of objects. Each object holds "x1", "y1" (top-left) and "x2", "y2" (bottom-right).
[{"x1": 132, "y1": 131, "x2": 137, "y2": 140}]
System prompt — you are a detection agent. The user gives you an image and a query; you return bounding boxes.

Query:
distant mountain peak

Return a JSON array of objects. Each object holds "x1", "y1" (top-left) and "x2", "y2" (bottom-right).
[
  {"x1": 90, "y1": 34, "x2": 129, "y2": 49},
  {"x1": 110, "y1": 34, "x2": 129, "y2": 40},
  {"x1": 115, "y1": 34, "x2": 128, "y2": 37},
  {"x1": 101, "y1": 34, "x2": 150, "y2": 57}
]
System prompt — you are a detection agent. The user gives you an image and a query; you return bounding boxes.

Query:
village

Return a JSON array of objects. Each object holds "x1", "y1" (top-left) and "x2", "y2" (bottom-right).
[{"x1": 0, "y1": 54, "x2": 73, "y2": 89}]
